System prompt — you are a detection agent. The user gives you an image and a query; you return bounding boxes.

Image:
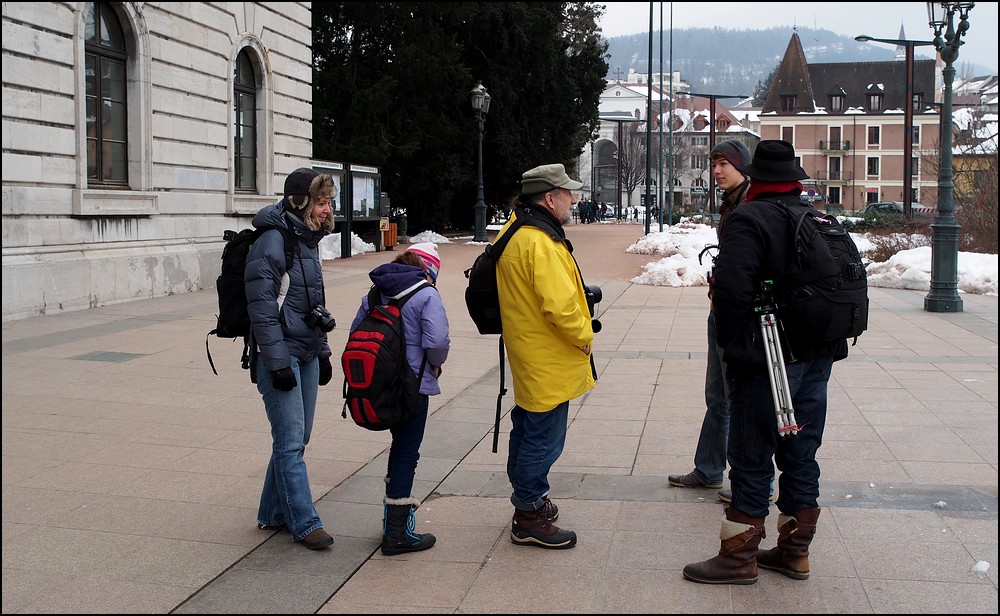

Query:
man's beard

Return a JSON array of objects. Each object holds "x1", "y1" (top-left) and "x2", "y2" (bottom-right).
[{"x1": 558, "y1": 209, "x2": 572, "y2": 225}]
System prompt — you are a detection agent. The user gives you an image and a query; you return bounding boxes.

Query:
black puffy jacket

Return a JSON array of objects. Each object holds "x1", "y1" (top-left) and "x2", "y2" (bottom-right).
[{"x1": 712, "y1": 190, "x2": 848, "y2": 373}]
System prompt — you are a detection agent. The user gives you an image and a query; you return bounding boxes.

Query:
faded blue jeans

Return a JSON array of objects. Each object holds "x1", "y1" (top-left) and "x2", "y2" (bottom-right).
[
  {"x1": 385, "y1": 394, "x2": 429, "y2": 499},
  {"x1": 692, "y1": 310, "x2": 730, "y2": 485},
  {"x1": 726, "y1": 356, "x2": 834, "y2": 518},
  {"x1": 507, "y1": 402, "x2": 569, "y2": 511},
  {"x1": 255, "y1": 355, "x2": 324, "y2": 542}
]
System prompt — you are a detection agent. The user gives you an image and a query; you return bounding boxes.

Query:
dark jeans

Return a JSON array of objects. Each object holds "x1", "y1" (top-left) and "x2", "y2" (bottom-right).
[
  {"x1": 726, "y1": 356, "x2": 833, "y2": 518},
  {"x1": 507, "y1": 402, "x2": 569, "y2": 511},
  {"x1": 385, "y1": 394, "x2": 429, "y2": 499},
  {"x1": 693, "y1": 310, "x2": 729, "y2": 484}
]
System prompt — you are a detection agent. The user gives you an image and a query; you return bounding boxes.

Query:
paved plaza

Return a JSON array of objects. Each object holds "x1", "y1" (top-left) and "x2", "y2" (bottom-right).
[{"x1": 2, "y1": 222, "x2": 996, "y2": 613}]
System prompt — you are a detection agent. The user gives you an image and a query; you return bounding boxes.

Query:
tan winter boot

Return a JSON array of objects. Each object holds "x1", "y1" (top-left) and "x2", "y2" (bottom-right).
[
  {"x1": 683, "y1": 507, "x2": 766, "y2": 585},
  {"x1": 756, "y1": 507, "x2": 820, "y2": 580}
]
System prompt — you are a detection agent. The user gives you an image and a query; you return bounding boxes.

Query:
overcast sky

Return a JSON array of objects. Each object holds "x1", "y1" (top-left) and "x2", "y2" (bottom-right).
[{"x1": 598, "y1": 2, "x2": 999, "y2": 73}]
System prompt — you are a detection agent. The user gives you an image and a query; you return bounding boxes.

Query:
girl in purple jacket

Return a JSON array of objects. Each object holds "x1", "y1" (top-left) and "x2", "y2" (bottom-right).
[{"x1": 350, "y1": 242, "x2": 450, "y2": 555}]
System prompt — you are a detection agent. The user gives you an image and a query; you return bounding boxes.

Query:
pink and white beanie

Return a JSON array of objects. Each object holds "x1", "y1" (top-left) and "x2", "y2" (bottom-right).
[{"x1": 406, "y1": 242, "x2": 441, "y2": 282}]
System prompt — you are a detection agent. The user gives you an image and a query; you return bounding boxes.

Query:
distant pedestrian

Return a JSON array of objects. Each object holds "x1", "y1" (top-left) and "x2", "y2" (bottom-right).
[{"x1": 496, "y1": 163, "x2": 597, "y2": 549}]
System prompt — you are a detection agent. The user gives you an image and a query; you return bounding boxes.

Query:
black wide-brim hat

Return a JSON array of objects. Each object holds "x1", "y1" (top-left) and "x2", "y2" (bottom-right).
[{"x1": 742, "y1": 140, "x2": 809, "y2": 182}]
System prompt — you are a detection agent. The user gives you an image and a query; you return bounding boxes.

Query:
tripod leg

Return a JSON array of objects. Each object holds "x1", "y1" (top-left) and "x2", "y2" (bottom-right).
[{"x1": 760, "y1": 313, "x2": 798, "y2": 438}]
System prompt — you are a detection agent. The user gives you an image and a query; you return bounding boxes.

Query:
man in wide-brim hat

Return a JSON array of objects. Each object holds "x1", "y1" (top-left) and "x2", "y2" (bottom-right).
[{"x1": 682, "y1": 140, "x2": 849, "y2": 586}]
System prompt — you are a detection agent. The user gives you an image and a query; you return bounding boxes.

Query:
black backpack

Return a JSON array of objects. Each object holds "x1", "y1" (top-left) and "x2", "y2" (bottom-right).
[
  {"x1": 464, "y1": 215, "x2": 532, "y2": 335},
  {"x1": 205, "y1": 226, "x2": 295, "y2": 375},
  {"x1": 771, "y1": 199, "x2": 869, "y2": 343},
  {"x1": 341, "y1": 282, "x2": 429, "y2": 431}
]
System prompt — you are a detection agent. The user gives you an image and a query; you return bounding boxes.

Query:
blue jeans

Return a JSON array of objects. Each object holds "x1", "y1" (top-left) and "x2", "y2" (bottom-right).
[
  {"x1": 726, "y1": 356, "x2": 833, "y2": 518},
  {"x1": 693, "y1": 310, "x2": 729, "y2": 484},
  {"x1": 507, "y1": 402, "x2": 569, "y2": 511},
  {"x1": 386, "y1": 394, "x2": 429, "y2": 499},
  {"x1": 255, "y1": 355, "x2": 324, "y2": 541}
]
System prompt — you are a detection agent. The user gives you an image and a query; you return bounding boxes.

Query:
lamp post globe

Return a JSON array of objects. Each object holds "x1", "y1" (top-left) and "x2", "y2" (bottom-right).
[
  {"x1": 471, "y1": 84, "x2": 491, "y2": 242},
  {"x1": 923, "y1": 1, "x2": 974, "y2": 313}
]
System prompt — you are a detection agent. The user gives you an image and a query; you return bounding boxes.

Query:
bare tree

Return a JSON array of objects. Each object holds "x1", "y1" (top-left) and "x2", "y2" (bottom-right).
[
  {"x1": 918, "y1": 108, "x2": 997, "y2": 254},
  {"x1": 619, "y1": 122, "x2": 647, "y2": 211}
]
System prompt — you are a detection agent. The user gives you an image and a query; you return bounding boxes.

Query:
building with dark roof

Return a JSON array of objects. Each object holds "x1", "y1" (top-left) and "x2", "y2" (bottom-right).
[{"x1": 759, "y1": 31, "x2": 942, "y2": 212}]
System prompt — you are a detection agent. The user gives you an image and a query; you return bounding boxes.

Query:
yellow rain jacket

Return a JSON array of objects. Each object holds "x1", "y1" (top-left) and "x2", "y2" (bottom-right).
[{"x1": 495, "y1": 212, "x2": 595, "y2": 412}]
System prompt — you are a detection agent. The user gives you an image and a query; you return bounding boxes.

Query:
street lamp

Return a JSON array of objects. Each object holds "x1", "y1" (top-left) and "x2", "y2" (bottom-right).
[
  {"x1": 685, "y1": 92, "x2": 747, "y2": 224},
  {"x1": 599, "y1": 112, "x2": 642, "y2": 222},
  {"x1": 854, "y1": 34, "x2": 935, "y2": 222},
  {"x1": 470, "y1": 83, "x2": 491, "y2": 242},
  {"x1": 924, "y1": 1, "x2": 974, "y2": 313}
]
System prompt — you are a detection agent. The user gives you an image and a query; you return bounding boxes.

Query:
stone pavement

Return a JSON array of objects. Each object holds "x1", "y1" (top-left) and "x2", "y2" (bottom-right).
[{"x1": 2, "y1": 222, "x2": 997, "y2": 614}]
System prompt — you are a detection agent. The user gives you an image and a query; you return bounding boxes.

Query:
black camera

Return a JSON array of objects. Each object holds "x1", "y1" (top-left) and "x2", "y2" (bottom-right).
[
  {"x1": 305, "y1": 305, "x2": 336, "y2": 332},
  {"x1": 584, "y1": 284, "x2": 603, "y2": 333}
]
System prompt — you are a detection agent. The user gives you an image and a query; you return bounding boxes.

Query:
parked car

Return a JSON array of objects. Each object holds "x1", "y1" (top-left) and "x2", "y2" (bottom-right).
[{"x1": 862, "y1": 201, "x2": 934, "y2": 222}]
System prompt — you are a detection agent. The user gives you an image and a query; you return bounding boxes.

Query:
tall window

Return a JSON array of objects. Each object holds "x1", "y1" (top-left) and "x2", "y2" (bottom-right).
[
  {"x1": 829, "y1": 95, "x2": 844, "y2": 112},
  {"x1": 234, "y1": 50, "x2": 258, "y2": 191},
  {"x1": 691, "y1": 136, "x2": 708, "y2": 146},
  {"x1": 828, "y1": 186, "x2": 841, "y2": 204},
  {"x1": 84, "y1": 2, "x2": 127, "y2": 185},
  {"x1": 868, "y1": 126, "x2": 881, "y2": 146},
  {"x1": 780, "y1": 95, "x2": 796, "y2": 112},
  {"x1": 911, "y1": 157, "x2": 920, "y2": 176},
  {"x1": 912, "y1": 125, "x2": 920, "y2": 145},
  {"x1": 867, "y1": 157, "x2": 880, "y2": 176},
  {"x1": 829, "y1": 157, "x2": 842, "y2": 181},
  {"x1": 912, "y1": 93, "x2": 923, "y2": 112},
  {"x1": 782, "y1": 126, "x2": 793, "y2": 143},
  {"x1": 691, "y1": 155, "x2": 708, "y2": 170},
  {"x1": 867, "y1": 94, "x2": 883, "y2": 111}
]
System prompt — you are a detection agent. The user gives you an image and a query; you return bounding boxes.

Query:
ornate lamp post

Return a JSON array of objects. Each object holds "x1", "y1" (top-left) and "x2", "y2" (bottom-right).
[
  {"x1": 685, "y1": 92, "x2": 747, "y2": 225},
  {"x1": 924, "y1": 1, "x2": 974, "y2": 313},
  {"x1": 470, "y1": 83, "x2": 491, "y2": 242},
  {"x1": 599, "y1": 113, "x2": 642, "y2": 222},
  {"x1": 854, "y1": 34, "x2": 935, "y2": 222}
]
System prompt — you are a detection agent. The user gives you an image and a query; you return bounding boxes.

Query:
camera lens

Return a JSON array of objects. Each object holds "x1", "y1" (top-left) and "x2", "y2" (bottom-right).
[{"x1": 586, "y1": 284, "x2": 603, "y2": 304}]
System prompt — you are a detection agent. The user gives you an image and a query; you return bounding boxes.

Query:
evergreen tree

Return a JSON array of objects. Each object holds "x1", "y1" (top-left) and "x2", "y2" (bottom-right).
[
  {"x1": 312, "y1": 2, "x2": 608, "y2": 232},
  {"x1": 753, "y1": 65, "x2": 778, "y2": 107}
]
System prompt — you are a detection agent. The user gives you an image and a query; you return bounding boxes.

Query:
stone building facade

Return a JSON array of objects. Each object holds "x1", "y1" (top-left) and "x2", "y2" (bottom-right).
[{"x1": 2, "y1": 2, "x2": 314, "y2": 321}]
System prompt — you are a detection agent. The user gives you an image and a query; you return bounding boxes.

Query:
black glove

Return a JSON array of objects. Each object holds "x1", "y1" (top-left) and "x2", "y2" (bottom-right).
[
  {"x1": 270, "y1": 367, "x2": 297, "y2": 391},
  {"x1": 318, "y1": 357, "x2": 333, "y2": 386}
]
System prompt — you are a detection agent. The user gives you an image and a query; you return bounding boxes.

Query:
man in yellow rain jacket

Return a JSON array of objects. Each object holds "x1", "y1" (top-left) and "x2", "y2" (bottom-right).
[{"x1": 496, "y1": 163, "x2": 596, "y2": 550}]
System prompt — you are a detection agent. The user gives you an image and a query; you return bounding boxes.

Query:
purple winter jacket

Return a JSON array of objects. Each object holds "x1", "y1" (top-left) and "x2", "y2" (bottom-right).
[{"x1": 349, "y1": 262, "x2": 450, "y2": 395}]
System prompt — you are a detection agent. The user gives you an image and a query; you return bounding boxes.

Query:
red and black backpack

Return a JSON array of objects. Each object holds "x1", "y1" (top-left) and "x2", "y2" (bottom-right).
[{"x1": 341, "y1": 283, "x2": 429, "y2": 430}]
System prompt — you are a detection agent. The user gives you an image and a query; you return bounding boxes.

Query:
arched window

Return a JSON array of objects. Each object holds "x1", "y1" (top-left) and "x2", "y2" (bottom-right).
[
  {"x1": 84, "y1": 2, "x2": 127, "y2": 185},
  {"x1": 234, "y1": 50, "x2": 258, "y2": 191}
]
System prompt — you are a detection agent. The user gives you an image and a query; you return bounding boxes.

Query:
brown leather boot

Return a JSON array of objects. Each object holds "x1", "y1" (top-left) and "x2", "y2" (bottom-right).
[
  {"x1": 757, "y1": 507, "x2": 820, "y2": 580},
  {"x1": 683, "y1": 507, "x2": 766, "y2": 585}
]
